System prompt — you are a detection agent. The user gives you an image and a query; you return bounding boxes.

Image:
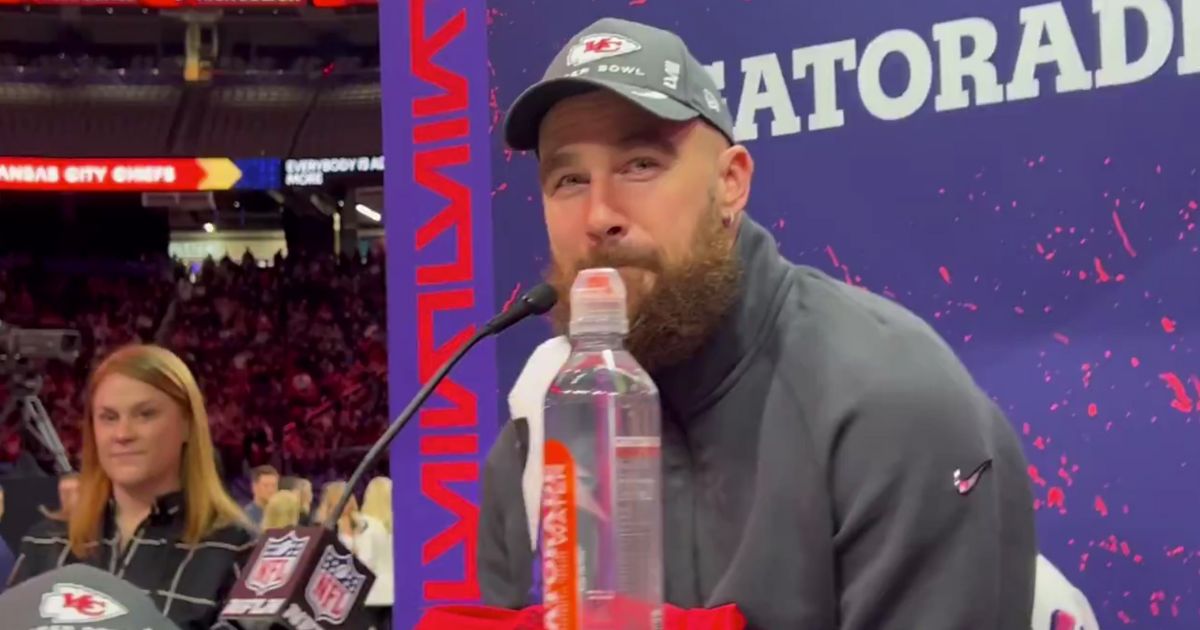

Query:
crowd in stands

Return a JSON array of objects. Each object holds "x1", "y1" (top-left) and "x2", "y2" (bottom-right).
[
  {"x1": 0, "y1": 51, "x2": 379, "y2": 79},
  {"x1": 0, "y1": 248, "x2": 389, "y2": 496}
]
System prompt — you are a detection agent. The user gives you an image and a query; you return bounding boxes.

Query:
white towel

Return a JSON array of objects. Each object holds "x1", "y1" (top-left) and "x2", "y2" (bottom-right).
[{"x1": 506, "y1": 335, "x2": 571, "y2": 550}]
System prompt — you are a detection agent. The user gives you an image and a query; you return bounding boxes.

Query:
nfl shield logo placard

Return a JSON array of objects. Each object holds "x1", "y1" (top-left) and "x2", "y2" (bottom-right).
[
  {"x1": 305, "y1": 545, "x2": 367, "y2": 625},
  {"x1": 245, "y1": 531, "x2": 310, "y2": 596}
]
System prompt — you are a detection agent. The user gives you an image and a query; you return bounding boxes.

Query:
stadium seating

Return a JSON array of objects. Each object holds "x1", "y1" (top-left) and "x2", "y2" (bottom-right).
[
  {"x1": 0, "y1": 249, "x2": 390, "y2": 486},
  {"x1": 293, "y1": 81, "x2": 382, "y2": 157},
  {"x1": 0, "y1": 52, "x2": 381, "y2": 158}
]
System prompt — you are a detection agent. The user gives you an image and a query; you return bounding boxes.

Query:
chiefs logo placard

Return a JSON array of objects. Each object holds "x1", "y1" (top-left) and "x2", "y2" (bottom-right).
[{"x1": 39, "y1": 583, "x2": 128, "y2": 623}]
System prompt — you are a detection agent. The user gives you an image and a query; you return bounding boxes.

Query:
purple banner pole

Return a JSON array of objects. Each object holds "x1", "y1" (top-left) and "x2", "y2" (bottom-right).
[{"x1": 381, "y1": 0, "x2": 496, "y2": 627}]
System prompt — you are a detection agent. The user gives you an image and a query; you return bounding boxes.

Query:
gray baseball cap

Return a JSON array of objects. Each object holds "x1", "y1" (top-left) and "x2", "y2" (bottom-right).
[{"x1": 503, "y1": 17, "x2": 735, "y2": 151}]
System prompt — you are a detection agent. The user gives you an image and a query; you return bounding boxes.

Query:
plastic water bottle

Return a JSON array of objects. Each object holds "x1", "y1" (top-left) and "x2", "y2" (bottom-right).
[{"x1": 541, "y1": 268, "x2": 664, "y2": 630}]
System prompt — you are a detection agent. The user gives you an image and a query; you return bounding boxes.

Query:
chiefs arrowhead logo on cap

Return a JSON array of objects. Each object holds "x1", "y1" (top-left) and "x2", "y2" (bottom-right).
[{"x1": 566, "y1": 33, "x2": 642, "y2": 67}]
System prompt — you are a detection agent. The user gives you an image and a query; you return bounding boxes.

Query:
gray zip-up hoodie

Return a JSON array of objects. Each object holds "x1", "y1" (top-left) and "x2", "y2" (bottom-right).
[{"x1": 479, "y1": 217, "x2": 1036, "y2": 629}]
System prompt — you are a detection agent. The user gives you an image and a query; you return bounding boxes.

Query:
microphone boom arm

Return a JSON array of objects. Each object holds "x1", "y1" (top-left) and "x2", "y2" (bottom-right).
[
  {"x1": 324, "y1": 328, "x2": 487, "y2": 530},
  {"x1": 324, "y1": 282, "x2": 557, "y2": 530}
]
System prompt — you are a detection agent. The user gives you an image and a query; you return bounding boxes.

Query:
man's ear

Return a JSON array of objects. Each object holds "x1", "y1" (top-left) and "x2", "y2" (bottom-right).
[{"x1": 717, "y1": 144, "x2": 754, "y2": 225}]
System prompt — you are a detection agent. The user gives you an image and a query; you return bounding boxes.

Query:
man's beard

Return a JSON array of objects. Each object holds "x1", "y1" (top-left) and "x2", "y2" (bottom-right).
[{"x1": 545, "y1": 202, "x2": 741, "y2": 372}]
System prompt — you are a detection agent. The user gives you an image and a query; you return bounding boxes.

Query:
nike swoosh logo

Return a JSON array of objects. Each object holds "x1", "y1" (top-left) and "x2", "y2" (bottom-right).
[{"x1": 953, "y1": 459, "x2": 992, "y2": 495}]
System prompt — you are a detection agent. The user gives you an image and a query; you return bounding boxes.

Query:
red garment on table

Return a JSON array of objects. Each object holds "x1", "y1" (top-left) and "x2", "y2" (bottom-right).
[{"x1": 416, "y1": 603, "x2": 746, "y2": 630}]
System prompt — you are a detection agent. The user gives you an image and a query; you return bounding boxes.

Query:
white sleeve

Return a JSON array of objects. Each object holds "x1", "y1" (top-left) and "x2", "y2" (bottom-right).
[{"x1": 1031, "y1": 554, "x2": 1100, "y2": 630}]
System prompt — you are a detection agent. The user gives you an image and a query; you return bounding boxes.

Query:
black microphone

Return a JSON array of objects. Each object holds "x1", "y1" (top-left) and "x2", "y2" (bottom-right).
[
  {"x1": 219, "y1": 283, "x2": 556, "y2": 630},
  {"x1": 482, "y1": 282, "x2": 558, "y2": 335},
  {"x1": 0, "y1": 564, "x2": 181, "y2": 630}
]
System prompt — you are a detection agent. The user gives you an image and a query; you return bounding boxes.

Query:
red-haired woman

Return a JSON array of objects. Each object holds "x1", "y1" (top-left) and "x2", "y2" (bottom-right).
[{"x1": 8, "y1": 344, "x2": 254, "y2": 629}]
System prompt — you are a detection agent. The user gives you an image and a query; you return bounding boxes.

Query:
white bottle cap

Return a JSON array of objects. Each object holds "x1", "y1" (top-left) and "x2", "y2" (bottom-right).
[{"x1": 569, "y1": 267, "x2": 629, "y2": 336}]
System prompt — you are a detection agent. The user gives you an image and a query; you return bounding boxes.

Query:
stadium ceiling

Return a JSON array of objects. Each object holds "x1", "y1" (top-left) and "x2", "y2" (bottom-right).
[{"x1": 0, "y1": 6, "x2": 378, "y2": 48}]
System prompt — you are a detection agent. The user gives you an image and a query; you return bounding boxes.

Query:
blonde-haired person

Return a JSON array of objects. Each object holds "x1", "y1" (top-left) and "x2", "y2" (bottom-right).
[
  {"x1": 7, "y1": 344, "x2": 255, "y2": 629},
  {"x1": 260, "y1": 489, "x2": 302, "y2": 531},
  {"x1": 314, "y1": 480, "x2": 356, "y2": 536},
  {"x1": 316, "y1": 480, "x2": 392, "y2": 629},
  {"x1": 360, "y1": 476, "x2": 392, "y2": 533},
  {"x1": 359, "y1": 476, "x2": 394, "y2": 618},
  {"x1": 295, "y1": 478, "x2": 314, "y2": 524}
]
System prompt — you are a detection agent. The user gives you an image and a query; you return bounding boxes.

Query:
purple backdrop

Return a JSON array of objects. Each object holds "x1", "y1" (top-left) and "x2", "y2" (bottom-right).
[
  {"x1": 483, "y1": 1, "x2": 1200, "y2": 628},
  {"x1": 384, "y1": 0, "x2": 1199, "y2": 626}
]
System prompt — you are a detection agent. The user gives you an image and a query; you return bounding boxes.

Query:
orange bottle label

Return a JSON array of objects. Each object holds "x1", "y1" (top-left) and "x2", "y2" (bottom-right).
[{"x1": 542, "y1": 439, "x2": 579, "y2": 630}]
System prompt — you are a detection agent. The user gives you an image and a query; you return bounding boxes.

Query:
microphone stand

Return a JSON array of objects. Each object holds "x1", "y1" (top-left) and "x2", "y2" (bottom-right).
[
  {"x1": 324, "y1": 283, "x2": 557, "y2": 529},
  {"x1": 324, "y1": 328, "x2": 486, "y2": 529}
]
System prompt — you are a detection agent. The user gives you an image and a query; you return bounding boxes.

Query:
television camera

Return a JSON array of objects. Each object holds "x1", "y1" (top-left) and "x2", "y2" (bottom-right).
[{"x1": 0, "y1": 320, "x2": 81, "y2": 474}]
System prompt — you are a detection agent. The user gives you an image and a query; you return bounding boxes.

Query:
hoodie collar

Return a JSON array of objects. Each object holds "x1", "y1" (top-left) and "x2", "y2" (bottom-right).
[{"x1": 651, "y1": 216, "x2": 791, "y2": 420}]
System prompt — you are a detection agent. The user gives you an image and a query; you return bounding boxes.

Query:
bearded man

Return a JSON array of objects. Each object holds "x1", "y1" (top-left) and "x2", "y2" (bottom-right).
[{"x1": 478, "y1": 17, "x2": 1036, "y2": 630}]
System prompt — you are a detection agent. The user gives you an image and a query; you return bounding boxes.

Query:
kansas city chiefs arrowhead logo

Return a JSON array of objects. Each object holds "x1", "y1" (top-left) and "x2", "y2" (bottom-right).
[
  {"x1": 566, "y1": 33, "x2": 642, "y2": 67},
  {"x1": 39, "y1": 583, "x2": 128, "y2": 623}
]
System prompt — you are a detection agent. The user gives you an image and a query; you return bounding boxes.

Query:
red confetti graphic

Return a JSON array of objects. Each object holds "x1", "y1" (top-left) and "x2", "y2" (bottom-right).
[
  {"x1": 1047, "y1": 487, "x2": 1066, "y2": 511},
  {"x1": 824, "y1": 245, "x2": 861, "y2": 287},
  {"x1": 1151, "y1": 591, "x2": 1165, "y2": 617},
  {"x1": 1095, "y1": 495, "x2": 1109, "y2": 517},
  {"x1": 938, "y1": 265, "x2": 952, "y2": 284},
  {"x1": 825, "y1": 245, "x2": 841, "y2": 267},
  {"x1": 1057, "y1": 466, "x2": 1073, "y2": 486},
  {"x1": 1093, "y1": 257, "x2": 1112, "y2": 282},
  {"x1": 501, "y1": 282, "x2": 522, "y2": 313},
  {"x1": 488, "y1": 86, "x2": 502, "y2": 132},
  {"x1": 1112, "y1": 210, "x2": 1138, "y2": 257},
  {"x1": 1158, "y1": 372, "x2": 1195, "y2": 413},
  {"x1": 1028, "y1": 464, "x2": 1047, "y2": 487},
  {"x1": 1161, "y1": 316, "x2": 1177, "y2": 333},
  {"x1": 1088, "y1": 403, "x2": 1098, "y2": 417}
]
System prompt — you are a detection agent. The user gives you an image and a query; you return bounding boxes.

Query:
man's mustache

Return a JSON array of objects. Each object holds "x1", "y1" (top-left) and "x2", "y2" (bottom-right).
[{"x1": 572, "y1": 247, "x2": 663, "y2": 274}]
